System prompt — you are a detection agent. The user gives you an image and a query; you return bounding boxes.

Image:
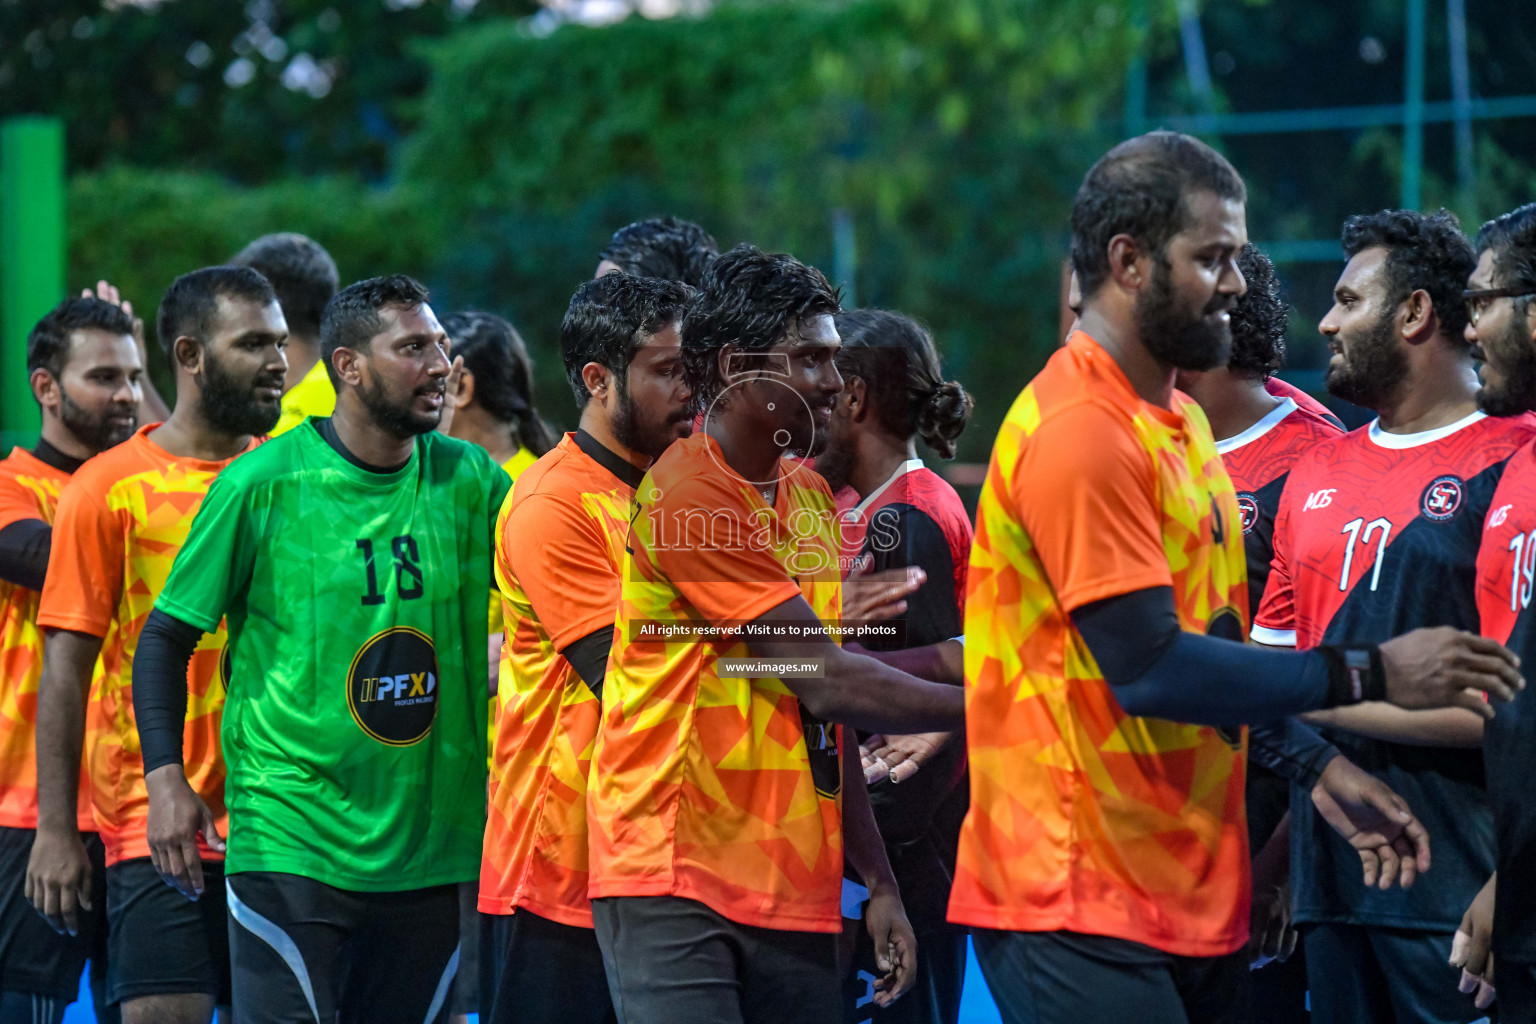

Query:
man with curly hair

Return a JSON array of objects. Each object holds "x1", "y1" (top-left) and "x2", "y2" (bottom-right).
[{"x1": 1253, "y1": 210, "x2": 1536, "y2": 1023}]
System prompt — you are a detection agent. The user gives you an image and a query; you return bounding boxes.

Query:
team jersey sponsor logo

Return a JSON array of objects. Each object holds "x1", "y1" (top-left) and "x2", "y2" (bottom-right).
[
  {"x1": 1421, "y1": 475, "x2": 1466, "y2": 522},
  {"x1": 1489, "y1": 503, "x2": 1513, "y2": 530},
  {"x1": 1236, "y1": 493, "x2": 1260, "y2": 535},
  {"x1": 1303, "y1": 488, "x2": 1337, "y2": 510},
  {"x1": 801, "y1": 714, "x2": 841, "y2": 799},
  {"x1": 347, "y1": 626, "x2": 439, "y2": 746}
]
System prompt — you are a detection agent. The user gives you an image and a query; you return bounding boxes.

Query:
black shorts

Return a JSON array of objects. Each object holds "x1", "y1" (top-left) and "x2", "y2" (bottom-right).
[
  {"x1": 450, "y1": 880, "x2": 481, "y2": 1016},
  {"x1": 971, "y1": 929, "x2": 1251, "y2": 1024},
  {"x1": 481, "y1": 908, "x2": 615, "y2": 1024},
  {"x1": 592, "y1": 895, "x2": 840, "y2": 1024},
  {"x1": 105, "y1": 856, "x2": 230, "y2": 1006},
  {"x1": 1301, "y1": 922, "x2": 1483, "y2": 1024},
  {"x1": 0, "y1": 826, "x2": 108, "y2": 1000},
  {"x1": 226, "y1": 871, "x2": 460, "y2": 1024}
]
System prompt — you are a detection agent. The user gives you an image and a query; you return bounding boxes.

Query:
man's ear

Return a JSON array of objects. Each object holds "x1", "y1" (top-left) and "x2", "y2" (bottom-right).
[
  {"x1": 30, "y1": 368, "x2": 60, "y2": 410},
  {"x1": 172, "y1": 335, "x2": 204, "y2": 377},
  {"x1": 333, "y1": 346, "x2": 365, "y2": 388},
  {"x1": 454, "y1": 369, "x2": 476, "y2": 411},
  {"x1": 844, "y1": 375, "x2": 870, "y2": 421},
  {"x1": 1401, "y1": 289, "x2": 1437, "y2": 344},
  {"x1": 1106, "y1": 233, "x2": 1147, "y2": 292},
  {"x1": 581, "y1": 362, "x2": 614, "y2": 406},
  {"x1": 717, "y1": 344, "x2": 740, "y2": 383}
]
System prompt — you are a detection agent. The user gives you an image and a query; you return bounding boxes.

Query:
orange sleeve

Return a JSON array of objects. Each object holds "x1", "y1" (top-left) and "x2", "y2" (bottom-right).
[
  {"x1": 1013, "y1": 400, "x2": 1172, "y2": 613},
  {"x1": 506, "y1": 492, "x2": 621, "y2": 650},
  {"x1": 36, "y1": 478, "x2": 124, "y2": 638},
  {"x1": 0, "y1": 472, "x2": 42, "y2": 531},
  {"x1": 649, "y1": 474, "x2": 801, "y2": 626}
]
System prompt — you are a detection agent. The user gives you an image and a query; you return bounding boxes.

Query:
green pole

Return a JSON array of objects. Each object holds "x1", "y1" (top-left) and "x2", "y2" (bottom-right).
[
  {"x1": 1, "y1": 117, "x2": 65, "y2": 455},
  {"x1": 1123, "y1": 0, "x2": 1150, "y2": 138},
  {"x1": 1402, "y1": 0, "x2": 1426, "y2": 210}
]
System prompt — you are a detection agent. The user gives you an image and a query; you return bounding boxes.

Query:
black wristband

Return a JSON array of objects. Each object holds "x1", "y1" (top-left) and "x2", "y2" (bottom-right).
[{"x1": 1318, "y1": 644, "x2": 1387, "y2": 706}]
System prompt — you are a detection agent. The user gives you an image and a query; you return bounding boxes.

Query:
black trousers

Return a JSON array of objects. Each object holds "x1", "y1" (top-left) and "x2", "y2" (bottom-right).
[
  {"x1": 1302, "y1": 922, "x2": 1485, "y2": 1024},
  {"x1": 592, "y1": 895, "x2": 840, "y2": 1024},
  {"x1": 227, "y1": 871, "x2": 460, "y2": 1024},
  {"x1": 971, "y1": 928, "x2": 1251, "y2": 1024}
]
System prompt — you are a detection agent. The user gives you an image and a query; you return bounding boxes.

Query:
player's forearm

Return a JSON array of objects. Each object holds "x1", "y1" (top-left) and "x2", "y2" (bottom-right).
[
  {"x1": 1301, "y1": 704, "x2": 1485, "y2": 748},
  {"x1": 34, "y1": 630, "x2": 98, "y2": 833},
  {"x1": 853, "y1": 639, "x2": 963, "y2": 686},
  {"x1": 840, "y1": 747, "x2": 897, "y2": 894},
  {"x1": 132, "y1": 609, "x2": 203, "y2": 773},
  {"x1": 758, "y1": 641, "x2": 964, "y2": 734}
]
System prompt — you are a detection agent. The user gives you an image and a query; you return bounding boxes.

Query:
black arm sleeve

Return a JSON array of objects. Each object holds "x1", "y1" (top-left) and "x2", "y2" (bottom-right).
[
  {"x1": 0, "y1": 519, "x2": 50, "y2": 591},
  {"x1": 560, "y1": 625, "x2": 615, "y2": 701},
  {"x1": 1071, "y1": 586, "x2": 1334, "y2": 727},
  {"x1": 132, "y1": 608, "x2": 206, "y2": 774},
  {"x1": 1248, "y1": 718, "x2": 1342, "y2": 788}
]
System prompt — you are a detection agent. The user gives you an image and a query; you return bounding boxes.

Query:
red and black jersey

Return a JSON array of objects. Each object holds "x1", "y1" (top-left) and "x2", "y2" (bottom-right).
[
  {"x1": 837, "y1": 461, "x2": 972, "y2": 650},
  {"x1": 1266, "y1": 377, "x2": 1346, "y2": 433},
  {"x1": 1256, "y1": 410, "x2": 1536, "y2": 932},
  {"x1": 1474, "y1": 437, "x2": 1536, "y2": 961},
  {"x1": 1217, "y1": 394, "x2": 1344, "y2": 617}
]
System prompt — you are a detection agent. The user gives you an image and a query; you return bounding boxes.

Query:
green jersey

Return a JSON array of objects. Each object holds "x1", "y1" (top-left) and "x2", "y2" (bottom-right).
[{"x1": 156, "y1": 420, "x2": 512, "y2": 891}]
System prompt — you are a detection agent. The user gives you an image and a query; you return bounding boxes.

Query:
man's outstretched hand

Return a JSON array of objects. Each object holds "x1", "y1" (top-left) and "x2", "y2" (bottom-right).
[
  {"x1": 1380, "y1": 628, "x2": 1522, "y2": 719},
  {"x1": 1311, "y1": 755, "x2": 1430, "y2": 890}
]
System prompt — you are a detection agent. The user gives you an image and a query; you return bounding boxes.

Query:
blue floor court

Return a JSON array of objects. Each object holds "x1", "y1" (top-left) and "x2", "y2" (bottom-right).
[{"x1": 61, "y1": 940, "x2": 1007, "y2": 1023}]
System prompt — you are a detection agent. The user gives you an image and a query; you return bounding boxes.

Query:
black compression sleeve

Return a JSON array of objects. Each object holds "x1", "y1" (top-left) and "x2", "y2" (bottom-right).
[
  {"x1": 133, "y1": 609, "x2": 206, "y2": 774},
  {"x1": 561, "y1": 625, "x2": 615, "y2": 700},
  {"x1": 0, "y1": 520, "x2": 50, "y2": 591},
  {"x1": 1072, "y1": 587, "x2": 1333, "y2": 726},
  {"x1": 1248, "y1": 719, "x2": 1341, "y2": 788}
]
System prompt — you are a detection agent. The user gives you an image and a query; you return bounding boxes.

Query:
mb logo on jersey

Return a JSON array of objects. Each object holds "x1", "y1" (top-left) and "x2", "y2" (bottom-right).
[
  {"x1": 347, "y1": 626, "x2": 439, "y2": 746},
  {"x1": 1420, "y1": 475, "x2": 1466, "y2": 522},
  {"x1": 1236, "y1": 493, "x2": 1260, "y2": 535}
]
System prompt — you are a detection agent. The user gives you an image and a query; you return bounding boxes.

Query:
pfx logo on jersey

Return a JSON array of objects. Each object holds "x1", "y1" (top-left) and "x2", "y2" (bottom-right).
[
  {"x1": 1303, "y1": 489, "x2": 1337, "y2": 511},
  {"x1": 1421, "y1": 475, "x2": 1466, "y2": 522},
  {"x1": 1236, "y1": 493, "x2": 1260, "y2": 534},
  {"x1": 347, "y1": 626, "x2": 439, "y2": 746},
  {"x1": 1489, "y1": 504, "x2": 1513, "y2": 530}
]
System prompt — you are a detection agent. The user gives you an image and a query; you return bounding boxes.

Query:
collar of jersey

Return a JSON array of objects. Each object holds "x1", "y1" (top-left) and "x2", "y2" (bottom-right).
[
  {"x1": 846, "y1": 459, "x2": 925, "y2": 520},
  {"x1": 307, "y1": 420, "x2": 419, "y2": 482},
  {"x1": 1366, "y1": 409, "x2": 1485, "y2": 450},
  {"x1": 1214, "y1": 398, "x2": 1298, "y2": 456}
]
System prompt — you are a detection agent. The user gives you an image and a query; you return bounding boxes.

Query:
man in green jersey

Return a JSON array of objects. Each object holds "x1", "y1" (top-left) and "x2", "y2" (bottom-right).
[{"x1": 130, "y1": 275, "x2": 510, "y2": 1024}]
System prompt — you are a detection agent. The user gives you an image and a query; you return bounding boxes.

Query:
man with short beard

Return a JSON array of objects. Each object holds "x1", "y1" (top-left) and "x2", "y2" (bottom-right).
[
  {"x1": 953, "y1": 134, "x2": 1522, "y2": 1024},
  {"x1": 1253, "y1": 209, "x2": 1536, "y2": 1024},
  {"x1": 1448, "y1": 202, "x2": 1536, "y2": 1018},
  {"x1": 0, "y1": 297, "x2": 144, "y2": 1024},
  {"x1": 131, "y1": 275, "x2": 509, "y2": 1024},
  {"x1": 477, "y1": 273, "x2": 693, "y2": 1024},
  {"x1": 27, "y1": 267, "x2": 286, "y2": 1024}
]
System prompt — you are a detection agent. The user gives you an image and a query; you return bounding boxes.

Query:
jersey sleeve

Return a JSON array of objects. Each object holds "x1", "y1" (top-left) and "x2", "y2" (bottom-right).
[
  {"x1": 1252, "y1": 473, "x2": 1299, "y2": 647},
  {"x1": 866, "y1": 505, "x2": 962, "y2": 645},
  {"x1": 155, "y1": 471, "x2": 256, "y2": 634},
  {"x1": 37, "y1": 480, "x2": 124, "y2": 637},
  {"x1": 1012, "y1": 401, "x2": 1171, "y2": 613},
  {"x1": 0, "y1": 474, "x2": 42, "y2": 531},
  {"x1": 649, "y1": 475, "x2": 802, "y2": 626},
  {"x1": 505, "y1": 493, "x2": 620, "y2": 651}
]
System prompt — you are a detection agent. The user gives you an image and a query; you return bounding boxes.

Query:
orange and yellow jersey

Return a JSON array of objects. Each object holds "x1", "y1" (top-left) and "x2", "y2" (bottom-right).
[
  {"x1": 487, "y1": 447, "x2": 540, "y2": 636},
  {"x1": 587, "y1": 431, "x2": 846, "y2": 932},
  {"x1": 481, "y1": 432, "x2": 641, "y2": 925},
  {"x1": 0, "y1": 448, "x2": 94, "y2": 832},
  {"x1": 948, "y1": 331, "x2": 1251, "y2": 957},
  {"x1": 37, "y1": 425, "x2": 256, "y2": 866}
]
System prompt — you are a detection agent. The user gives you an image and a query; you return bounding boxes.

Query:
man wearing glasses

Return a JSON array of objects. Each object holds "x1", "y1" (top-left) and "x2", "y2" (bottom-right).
[
  {"x1": 1251, "y1": 208, "x2": 1536, "y2": 1024},
  {"x1": 1450, "y1": 201, "x2": 1536, "y2": 1018}
]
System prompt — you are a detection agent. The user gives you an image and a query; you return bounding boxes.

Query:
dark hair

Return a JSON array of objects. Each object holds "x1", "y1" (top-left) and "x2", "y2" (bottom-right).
[
  {"x1": 441, "y1": 310, "x2": 558, "y2": 456},
  {"x1": 1341, "y1": 208, "x2": 1476, "y2": 343},
  {"x1": 1227, "y1": 244, "x2": 1288, "y2": 380},
  {"x1": 561, "y1": 273, "x2": 693, "y2": 407},
  {"x1": 681, "y1": 244, "x2": 842, "y2": 408},
  {"x1": 230, "y1": 233, "x2": 339, "y2": 341},
  {"x1": 1071, "y1": 131, "x2": 1247, "y2": 298},
  {"x1": 27, "y1": 296, "x2": 136, "y2": 380},
  {"x1": 320, "y1": 274, "x2": 431, "y2": 386},
  {"x1": 832, "y1": 309, "x2": 973, "y2": 458},
  {"x1": 1476, "y1": 203, "x2": 1536, "y2": 318},
  {"x1": 155, "y1": 266, "x2": 278, "y2": 359},
  {"x1": 599, "y1": 217, "x2": 719, "y2": 287}
]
